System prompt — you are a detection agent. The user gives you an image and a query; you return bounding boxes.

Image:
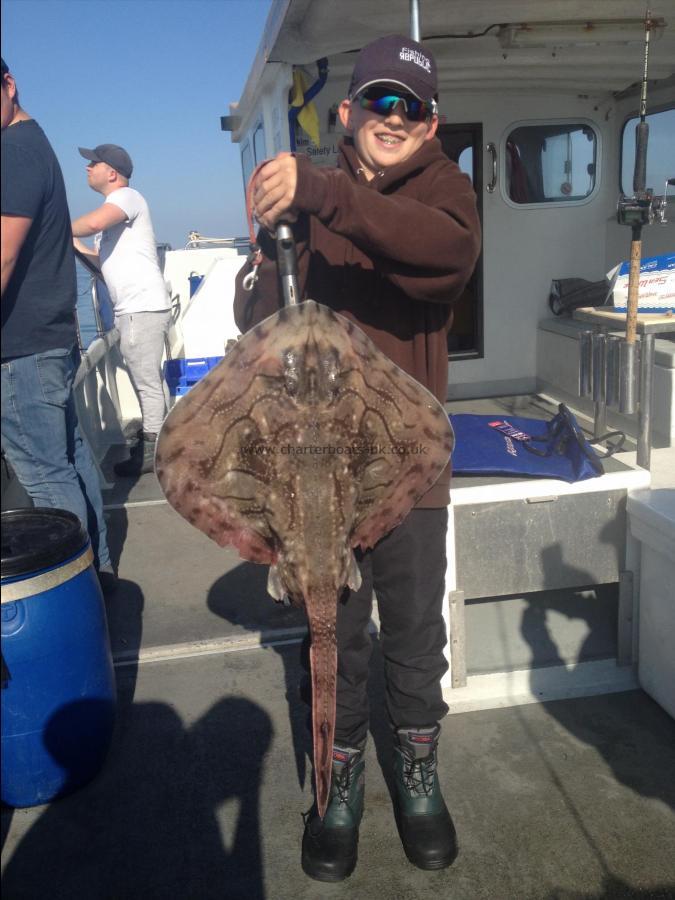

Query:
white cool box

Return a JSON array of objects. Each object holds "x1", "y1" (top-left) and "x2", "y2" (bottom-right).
[{"x1": 628, "y1": 488, "x2": 675, "y2": 719}]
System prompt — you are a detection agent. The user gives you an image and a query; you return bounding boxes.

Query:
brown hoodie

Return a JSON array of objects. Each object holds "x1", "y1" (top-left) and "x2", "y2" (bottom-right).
[{"x1": 234, "y1": 136, "x2": 481, "y2": 506}]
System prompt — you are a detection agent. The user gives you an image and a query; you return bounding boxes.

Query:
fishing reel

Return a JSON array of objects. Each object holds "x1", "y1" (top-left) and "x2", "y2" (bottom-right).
[
  {"x1": 617, "y1": 190, "x2": 654, "y2": 228},
  {"x1": 617, "y1": 178, "x2": 673, "y2": 229}
]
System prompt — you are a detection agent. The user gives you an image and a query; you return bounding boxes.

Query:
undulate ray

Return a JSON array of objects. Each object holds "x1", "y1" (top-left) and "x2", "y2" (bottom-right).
[{"x1": 155, "y1": 300, "x2": 454, "y2": 818}]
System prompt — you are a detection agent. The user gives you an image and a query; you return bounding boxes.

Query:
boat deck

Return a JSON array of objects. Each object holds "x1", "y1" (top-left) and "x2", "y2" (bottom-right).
[
  {"x1": 2, "y1": 396, "x2": 675, "y2": 898},
  {"x1": 3, "y1": 650, "x2": 675, "y2": 898}
]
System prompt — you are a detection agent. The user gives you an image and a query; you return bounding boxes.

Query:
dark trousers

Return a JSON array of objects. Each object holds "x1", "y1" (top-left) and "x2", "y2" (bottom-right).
[{"x1": 335, "y1": 508, "x2": 450, "y2": 747}]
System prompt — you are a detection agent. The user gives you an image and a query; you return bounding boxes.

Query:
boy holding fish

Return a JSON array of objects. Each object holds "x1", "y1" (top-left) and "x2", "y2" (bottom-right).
[{"x1": 234, "y1": 34, "x2": 481, "y2": 882}]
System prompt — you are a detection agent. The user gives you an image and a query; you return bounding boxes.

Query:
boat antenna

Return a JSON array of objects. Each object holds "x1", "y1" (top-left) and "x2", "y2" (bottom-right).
[{"x1": 410, "y1": 0, "x2": 421, "y2": 41}]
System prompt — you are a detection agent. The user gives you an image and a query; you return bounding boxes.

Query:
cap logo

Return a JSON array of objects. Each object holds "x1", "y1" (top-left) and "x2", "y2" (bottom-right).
[{"x1": 399, "y1": 46, "x2": 431, "y2": 74}]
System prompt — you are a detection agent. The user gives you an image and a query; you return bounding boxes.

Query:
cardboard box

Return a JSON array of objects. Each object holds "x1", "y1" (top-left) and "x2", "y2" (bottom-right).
[{"x1": 610, "y1": 253, "x2": 675, "y2": 313}]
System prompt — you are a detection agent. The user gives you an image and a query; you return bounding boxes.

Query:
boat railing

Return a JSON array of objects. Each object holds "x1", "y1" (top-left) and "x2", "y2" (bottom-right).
[
  {"x1": 183, "y1": 231, "x2": 250, "y2": 251},
  {"x1": 71, "y1": 250, "x2": 126, "y2": 456},
  {"x1": 74, "y1": 249, "x2": 120, "y2": 376},
  {"x1": 75, "y1": 249, "x2": 112, "y2": 339},
  {"x1": 88, "y1": 274, "x2": 108, "y2": 341},
  {"x1": 73, "y1": 328, "x2": 120, "y2": 389}
]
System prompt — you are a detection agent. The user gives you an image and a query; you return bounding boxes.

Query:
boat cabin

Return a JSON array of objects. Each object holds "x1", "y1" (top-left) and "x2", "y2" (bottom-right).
[
  {"x1": 225, "y1": 0, "x2": 675, "y2": 446},
  {"x1": 216, "y1": 0, "x2": 675, "y2": 709}
]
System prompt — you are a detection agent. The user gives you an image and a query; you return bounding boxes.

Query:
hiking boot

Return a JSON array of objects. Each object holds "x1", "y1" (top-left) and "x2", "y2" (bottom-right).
[
  {"x1": 393, "y1": 725, "x2": 458, "y2": 870},
  {"x1": 301, "y1": 744, "x2": 365, "y2": 882},
  {"x1": 114, "y1": 432, "x2": 157, "y2": 477}
]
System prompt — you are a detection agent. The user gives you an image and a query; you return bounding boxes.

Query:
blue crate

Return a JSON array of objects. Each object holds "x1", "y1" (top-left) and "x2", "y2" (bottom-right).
[{"x1": 164, "y1": 356, "x2": 223, "y2": 395}]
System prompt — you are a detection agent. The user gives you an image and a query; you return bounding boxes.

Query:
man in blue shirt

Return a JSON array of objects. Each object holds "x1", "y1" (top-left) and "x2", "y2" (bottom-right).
[{"x1": 1, "y1": 58, "x2": 114, "y2": 589}]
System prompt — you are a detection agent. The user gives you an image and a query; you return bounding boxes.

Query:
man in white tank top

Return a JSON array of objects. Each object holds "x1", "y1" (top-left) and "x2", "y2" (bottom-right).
[{"x1": 72, "y1": 143, "x2": 171, "y2": 477}]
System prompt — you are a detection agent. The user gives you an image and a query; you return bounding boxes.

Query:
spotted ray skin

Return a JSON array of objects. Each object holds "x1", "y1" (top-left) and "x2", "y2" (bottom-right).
[{"x1": 155, "y1": 300, "x2": 454, "y2": 818}]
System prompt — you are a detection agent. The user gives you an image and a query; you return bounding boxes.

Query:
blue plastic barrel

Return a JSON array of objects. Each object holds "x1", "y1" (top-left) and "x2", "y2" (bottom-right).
[
  {"x1": 1, "y1": 508, "x2": 116, "y2": 807},
  {"x1": 188, "y1": 272, "x2": 204, "y2": 297}
]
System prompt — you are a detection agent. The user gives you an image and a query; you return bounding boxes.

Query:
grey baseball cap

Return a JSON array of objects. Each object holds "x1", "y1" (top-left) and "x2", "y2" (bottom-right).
[{"x1": 78, "y1": 144, "x2": 133, "y2": 179}]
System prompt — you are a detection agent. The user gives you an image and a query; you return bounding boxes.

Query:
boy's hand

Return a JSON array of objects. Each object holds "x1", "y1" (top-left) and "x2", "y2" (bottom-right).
[{"x1": 252, "y1": 152, "x2": 298, "y2": 232}]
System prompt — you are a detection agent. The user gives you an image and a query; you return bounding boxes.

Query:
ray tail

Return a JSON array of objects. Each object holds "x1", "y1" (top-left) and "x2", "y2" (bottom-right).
[{"x1": 308, "y1": 602, "x2": 338, "y2": 820}]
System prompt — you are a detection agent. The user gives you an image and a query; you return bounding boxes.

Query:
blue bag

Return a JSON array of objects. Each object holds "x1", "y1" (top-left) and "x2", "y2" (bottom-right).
[{"x1": 450, "y1": 404, "x2": 624, "y2": 483}]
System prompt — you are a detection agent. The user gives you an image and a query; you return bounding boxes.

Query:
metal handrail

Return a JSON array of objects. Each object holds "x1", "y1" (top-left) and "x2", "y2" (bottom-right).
[
  {"x1": 184, "y1": 232, "x2": 250, "y2": 250},
  {"x1": 73, "y1": 248, "x2": 116, "y2": 397},
  {"x1": 74, "y1": 247, "x2": 111, "y2": 344},
  {"x1": 74, "y1": 328, "x2": 120, "y2": 389},
  {"x1": 90, "y1": 277, "x2": 106, "y2": 338}
]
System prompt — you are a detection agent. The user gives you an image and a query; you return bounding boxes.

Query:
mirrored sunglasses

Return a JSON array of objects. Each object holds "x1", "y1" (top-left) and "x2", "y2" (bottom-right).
[{"x1": 356, "y1": 87, "x2": 436, "y2": 122}]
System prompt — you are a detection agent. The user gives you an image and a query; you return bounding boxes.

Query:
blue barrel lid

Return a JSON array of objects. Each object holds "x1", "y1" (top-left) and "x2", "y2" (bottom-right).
[{"x1": 1, "y1": 508, "x2": 89, "y2": 579}]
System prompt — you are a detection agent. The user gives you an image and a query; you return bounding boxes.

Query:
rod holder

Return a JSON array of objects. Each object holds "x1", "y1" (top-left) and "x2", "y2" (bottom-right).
[
  {"x1": 618, "y1": 339, "x2": 638, "y2": 414},
  {"x1": 592, "y1": 332, "x2": 607, "y2": 403},
  {"x1": 605, "y1": 335, "x2": 622, "y2": 408},
  {"x1": 637, "y1": 334, "x2": 655, "y2": 470},
  {"x1": 578, "y1": 330, "x2": 593, "y2": 397}
]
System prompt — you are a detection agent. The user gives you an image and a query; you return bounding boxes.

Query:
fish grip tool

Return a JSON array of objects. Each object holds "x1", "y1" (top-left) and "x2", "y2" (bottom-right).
[
  {"x1": 275, "y1": 223, "x2": 299, "y2": 307},
  {"x1": 242, "y1": 158, "x2": 300, "y2": 303}
]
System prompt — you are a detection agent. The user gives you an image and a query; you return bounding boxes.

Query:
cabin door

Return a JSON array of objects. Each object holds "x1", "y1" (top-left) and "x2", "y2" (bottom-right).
[{"x1": 437, "y1": 123, "x2": 484, "y2": 359}]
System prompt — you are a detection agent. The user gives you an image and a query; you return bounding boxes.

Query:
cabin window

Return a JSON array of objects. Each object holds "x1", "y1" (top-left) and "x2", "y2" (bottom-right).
[
  {"x1": 620, "y1": 107, "x2": 675, "y2": 196},
  {"x1": 241, "y1": 141, "x2": 254, "y2": 192},
  {"x1": 240, "y1": 122, "x2": 267, "y2": 193},
  {"x1": 253, "y1": 123, "x2": 267, "y2": 166},
  {"x1": 504, "y1": 123, "x2": 598, "y2": 205},
  {"x1": 458, "y1": 147, "x2": 474, "y2": 182}
]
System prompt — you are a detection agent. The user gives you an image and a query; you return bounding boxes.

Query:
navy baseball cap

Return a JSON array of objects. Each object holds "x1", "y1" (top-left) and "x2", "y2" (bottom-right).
[
  {"x1": 78, "y1": 144, "x2": 133, "y2": 179},
  {"x1": 348, "y1": 34, "x2": 438, "y2": 103}
]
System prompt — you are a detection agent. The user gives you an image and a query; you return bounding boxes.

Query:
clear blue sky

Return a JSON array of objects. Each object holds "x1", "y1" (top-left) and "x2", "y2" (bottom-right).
[{"x1": 2, "y1": 0, "x2": 273, "y2": 249}]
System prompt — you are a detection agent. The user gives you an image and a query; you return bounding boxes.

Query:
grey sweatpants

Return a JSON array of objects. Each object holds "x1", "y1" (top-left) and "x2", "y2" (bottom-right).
[{"x1": 115, "y1": 309, "x2": 171, "y2": 435}]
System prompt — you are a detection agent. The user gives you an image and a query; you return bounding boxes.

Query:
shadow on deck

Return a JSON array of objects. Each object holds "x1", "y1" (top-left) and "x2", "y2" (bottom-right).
[{"x1": 2, "y1": 646, "x2": 675, "y2": 899}]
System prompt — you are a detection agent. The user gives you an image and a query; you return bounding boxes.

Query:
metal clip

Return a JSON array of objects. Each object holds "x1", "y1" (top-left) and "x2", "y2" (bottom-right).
[
  {"x1": 242, "y1": 268, "x2": 259, "y2": 291},
  {"x1": 242, "y1": 247, "x2": 263, "y2": 292}
]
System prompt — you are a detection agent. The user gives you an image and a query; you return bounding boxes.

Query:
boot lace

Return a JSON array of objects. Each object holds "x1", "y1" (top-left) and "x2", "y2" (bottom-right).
[
  {"x1": 332, "y1": 764, "x2": 353, "y2": 803},
  {"x1": 403, "y1": 753, "x2": 436, "y2": 796}
]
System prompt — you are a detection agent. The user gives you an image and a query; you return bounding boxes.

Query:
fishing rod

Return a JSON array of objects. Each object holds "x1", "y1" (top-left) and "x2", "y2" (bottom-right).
[
  {"x1": 613, "y1": 7, "x2": 674, "y2": 466},
  {"x1": 616, "y1": 8, "x2": 652, "y2": 348},
  {"x1": 614, "y1": 8, "x2": 652, "y2": 424},
  {"x1": 615, "y1": 7, "x2": 672, "y2": 341}
]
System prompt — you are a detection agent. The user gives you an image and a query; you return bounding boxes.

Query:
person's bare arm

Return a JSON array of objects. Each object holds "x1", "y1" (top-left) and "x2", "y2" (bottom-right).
[
  {"x1": 72, "y1": 236, "x2": 100, "y2": 266},
  {"x1": 71, "y1": 202, "x2": 127, "y2": 237},
  {"x1": 1, "y1": 214, "x2": 32, "y2": 297}
]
